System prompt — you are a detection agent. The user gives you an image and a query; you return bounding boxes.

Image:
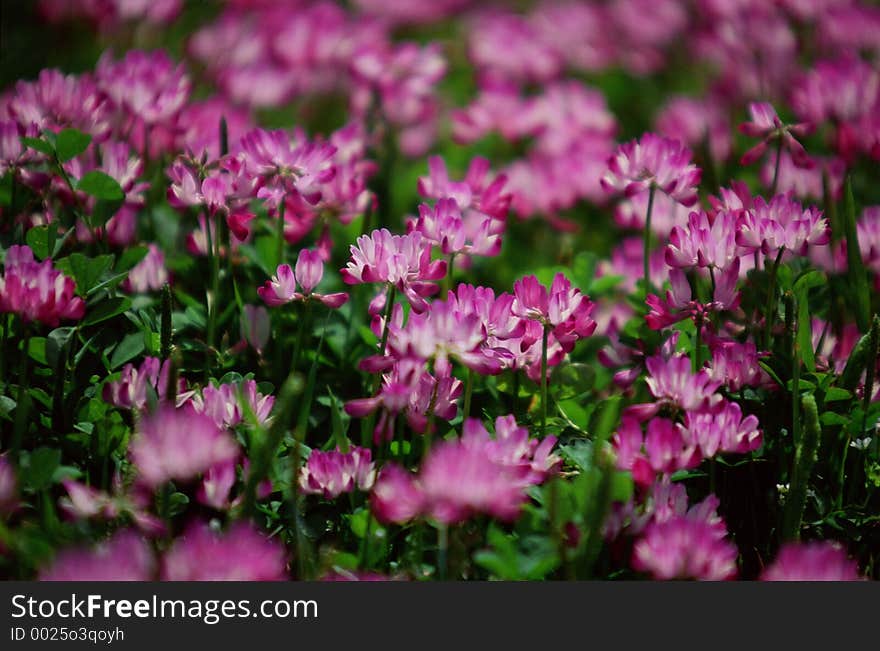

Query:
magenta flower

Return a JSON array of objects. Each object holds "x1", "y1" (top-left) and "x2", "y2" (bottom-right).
[
  {"x1": 371, "y1": 464, "x2": 425, "y2": 525},
  {"x1": 656, "y1": 96, "x2": 732, "y2": 163},
  {"x1": 511, "y1": 273, "x2": 596, "y2": 352},
  {"x1": 299, "y1": 446, "x2": 376, "y2": 499},
  {"x1": 464, "y1": 415, "x2": 561, "y2": 485},
  {"x1": 739, "y1": 102, "x2": 812, "y2": 168},
  {"x1": 706, "y1": 338, "x2": 768, "y2": 392},
  {"x1": 601, "y1": 133, "x2": 701, "y2": 207},
  {"x1": 761, "y1": 542, "x2": 862, "y2": 581},
  {"x1": 614, "y1": 414, "x2": 700, "y2": 487},
  {"x1": 645, "y1": 260, "x2": 740, "y2": 330},
  {"x1": 40, "y1": 530, "x2": 156, "y2": 581},
  {"x1": 681, "y1": 400, "x2": 762, "y2": 458},
  {"x1": 161, "y1": 522, "x2": 287, "y2": 581},
  {"x1": 417, "y1": 155, "x2": 511, "y2": 225},
  {"x1": 632, "y1": 514, "x2": 738, "y2": 581},
  {"x1": 0, "y1": 245, "x2": 85, "y2": 327},
  {"x1": 341, "y1": 229, "x2": 446, "y2": 312},
  {"x1": 0, "y1": 455, "x2": 18, "y2": 517},
  {"x1": 122, "y1": 244, "x2": 168, "y2": 293},
  {"x1": 129, "y1": 404, "x2": 240, "y2": 489},
  {"x1": 103, "y1": 356, "x2": 188, "y2": 411},
  {"x1": 59, "y1": 477, "x2": 164, "y2": 536},
  {"x1": 258, "y1": 250, "x2": 348, "y2": 308}
]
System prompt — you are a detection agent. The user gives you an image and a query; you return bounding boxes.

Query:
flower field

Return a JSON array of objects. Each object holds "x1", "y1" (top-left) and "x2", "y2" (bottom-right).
[{"x1": 1, "y1": 0, "x2": 879, "y2": 582}]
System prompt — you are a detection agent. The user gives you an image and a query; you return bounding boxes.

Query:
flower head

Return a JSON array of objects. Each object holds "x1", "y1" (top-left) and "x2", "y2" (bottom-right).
[
  {"x1": 0, "y1": 245, "x2": 85, "y2": 327},
  {"x1": 40, "y1": 530, "x2": 155, "y2": 581},
  {"x1": 299, "y1": 446, "x2": 376, "y2": 499},
  {"x1": 258, "y1": 250, "x2": 348, "y2": 308},
  {"x1": 761, "y1": 541, "x2": 861, "y2": 581}
]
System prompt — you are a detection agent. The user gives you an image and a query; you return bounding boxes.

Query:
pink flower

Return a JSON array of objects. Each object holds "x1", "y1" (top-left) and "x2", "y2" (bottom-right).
[
  {"x1": 632, "y1": 514, "x2": 738, "y2": 581},
  {"x1": 419, "y1": 435, "x2": 528, "y2": 524},
  {"x1": 161, "y1": 522, "x2": 287, "y2": 581},
  {"x1": 656, "y1": 96, "x2": 732, "y2": 163},
  {"x1": 666, "y1": 210, "x2": 740, "y2": 270},
  {"x1": 408, "y1": 198, "x2": 501, "y2": 258},
  {"x1": 761, "y1": 542, "x2": 862, "y2": 581},
  {"x1": 465, "y1": 415, "x2": 561, "y2": 484},
  {"x1": 638, "y1": 350, "x2": 723, "y2": 417},
  {"x1": 706, "y1": 337, "x2": 768, "y2": 392},
  {"x1": 191, "y1": 379, "x2": 274, "y2": 430},
  {"x1": 0, "y1": 455, "x2": 18, "y2": 517},
  {"x1": 681, "y1": 400, "x2": 762, "y2": 458},
  {"x1": 258, "y1": 251, "x2": 348, "y2": 308},
  {"x1": 0, "y1": 245, "x2": 85, "y2": 327},
  {"x1": 736, "y1": 195, "x2": 830, "y2": 258},
  {"x1": 601, "y1": 133, "x2": 701, "y2": 207},
  {"x1": 739, "y1": 102, "x2": 812, "y2": 168},
  {"x1": 96, "y1": 49, "x2": 190, "y2": 129},
  {"x1": 122, "y1": 244, "x2": 168, "y2": 293},
  {"x1": 511, "y1": 273, "x2": 596, "y2": 352},
  {"x1": 613, "y1": 414, "x2": 700, "y2": 486},
  {"x1": 103, "y1": 356, "x2": 188, "y2": 411},
  {"x1": 239, "y1": 128, "x2": 337, "y2": 207},
  {"x1": 129, "y1": 404, "x2": 240, "y2": 489},
  {"x1": 59, "y1": 477, "x2": 164, "y2": 535},
  {"x1": 417, "y1": 155, "x2": 511, "y2": 224},
  {"x1": 340, "y1": 229, "x2": 446, "y2": 312},
  {"x1": 299, "y1": 446, "x2": 376, "y2": 499},
  {"x1": 40, "y1": 530, "x2": 156, "y2": 581},
  {"x1": 371, "y1": 464, "x2": 425, "y2": 525},
  {"x1": 646, "y1": 260, "x2": 740, "y2": 330}
]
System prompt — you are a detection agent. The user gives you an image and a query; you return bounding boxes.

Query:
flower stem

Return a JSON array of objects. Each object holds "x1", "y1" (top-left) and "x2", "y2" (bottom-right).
[
  {"x1": 275, "y1": 197, "x2": 287, "y2": 268},
  {"x1": 462, "y1": 368, "x2": 473, "y2": 419},
  {"x1": 437, "y1": 523, "x2": 449, "y2": 581},
  {"x1": 204, "y1": 211, "x2": 219, "y2": 360},
  {"x1": 781, "y1": 394, "x2": 821, "y2": 542},
  {"x1": 763, "y1": 247, "x2": 785, "y2": 349},
  {"x1": 11, "y1": 325, "x2": 31, "y2": 458},
  {"x1": 540, "y1": 324, "x2": 550, "y2": 437},
  {"x1": 443, "y1": 252, "x2": 456, "y2": 295},
  {"x1": 770, "y1": 136, "x2": 783, "y2": 197},
  {"x1": 643, "y1": 185, "x2": 657, "y2": 294},
  {"x1": 378, "y1": 285, "x2": 396, "y2": 357}
]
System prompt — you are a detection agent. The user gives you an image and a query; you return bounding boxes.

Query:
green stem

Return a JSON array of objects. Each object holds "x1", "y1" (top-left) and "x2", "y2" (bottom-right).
[
  {"x1": 763, "y1": 247, "x2": 786, "y2": 349},
  {"x1": 11, "y1": 325, "x2": 31, "y2": 459},
  {"x1": 204, "y1": 211, "x2": 218, "y2": 355},
  {"x1": 781, "y1": 394, "x2": 821, "y2": 542},
  {"x1": 275, "y1": 197, "x2": 287, "y2": 268},
  {"x1": 378, "y1": 285, "x2": 396, "y2": 357},
  {"x1": 443, "y1": 253, "x2": 456, "y2": 295},
  {"x1": 462, "y1": 368, "x2": 473, "y2": 420},
  {"x1": 643, "y1": 185, "x2": 656, "y2": 293},
  {"x1": 540, "y1": 324, "x2": 550, "y2": 436},
  {"x1": 437, "y1": 523, "x2": 449, "y2": 581},
  {"x1": 770, "y1": 136, "x2": 783, "y2": 197},
  {"x1": 290, "y1": 301, "x2": 313, "y2": 373}
]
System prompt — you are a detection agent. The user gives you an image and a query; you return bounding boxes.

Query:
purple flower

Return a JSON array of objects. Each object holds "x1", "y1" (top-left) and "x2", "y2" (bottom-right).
[
  {"x1": 706, "y1": 337, "x2": 768, "y2": 392},
  {"x1": 239, "y1": 304, "x2": 270, "y2": 354},
  {"x1": 408, "y1": 198, "x2": 501, "y2": 258},
  {"x1": 761, "y1": 542, "x2": 862, "y2": 581},
  {"x1": 666, "y1": 209, "x2": 740, "y2": 271},
  {"x1": 191, "y1": 379, "x2": 274, "y2": 430},
  {"x1": 103, "y1": 356, "x2": 188, "y2": 411},
  {"x1": 371, "y1": 464, "x2": 425, "y2": 525},
  {"x1": 0, "y1": 245, "x2": 85, "y2": 327},
  {"x1": 40, "y1": 530, "x2": 156, "y2": 581},
  {"x1": 161, "y1": 522, "x2": 287, "y2": 581},
  {"x1": 736, "y1": 195, "x2": 829, "y2": 258},
  {"x1": 656, "y1": 96, "x2": 732, "y2": 163},
  {"x1": 637, "y1": 350, "x2": 723, "y2": 418},
  {"x1": 129, "y1": 404, "x2": 240, "y2": 489},
  {"x1": 258, "y1": 251, "x2": 348, "y2": 309},
  {"x1": 601, "y1": 133, "x2": 701, "y2": 207},
  {"x1": 299, "y1": 446, "x2": 376, "y2": 499},
  {"x1": 645, "y1": 260, "x2": 740, "y2": 330}
]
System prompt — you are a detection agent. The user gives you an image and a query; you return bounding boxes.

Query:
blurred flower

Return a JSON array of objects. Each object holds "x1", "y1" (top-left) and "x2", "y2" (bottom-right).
[
  {"x1": 239, "y1": 304, "x2": 270, "y2": 354},
  {"x1": 130, "y1": 404, "x2": 239, "y2": 488},
  {"x1": 103, "y1": 356, "x2": 188, "y2": 411},
  {"x1": 739, "y1": 102, "x2": 812, "y2": 168},
  {"x1": 190, "y1": 379, "x2": 274, "y2": 430},
  {"x1": 40, "y1": 530, "x2": 156, "y2": 581},
  {"x1": 656, "y1": 96, "x2": 732, "y2": 163},
  {"x1": 122, "y1": 244, "x2": 168, "y2": 293},
  {"x1": 161, "y1": 522, "x2": 286, "y2": 581},
  {"x1": 761, "y1": 541, "x2": 862, "y2": 581},
  {"x1": 681, "y1": 400, "x2": 762, "y2": 457},
  {"x1": 0, "y1": 455, "x2": 18, "y2": 517}
]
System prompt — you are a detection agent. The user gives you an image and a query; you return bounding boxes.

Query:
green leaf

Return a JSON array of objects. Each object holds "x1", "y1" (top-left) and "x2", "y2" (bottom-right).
[
  {"x1": 76, "y1": 170, "x2": 124, "y2": 201},
  {"x1": 110, "y1": 332, "x2": 145, "y2": 369},
  {"x1": 796, "y1": 292, "x2": 815, "y2": 372},
  {"x1": 28, "y1": 337, "x2": 47, "y2": 366},
  {"x1": 842, "y1": 176, "x2": 871, "y2": 332},
  {"x1": 24, "y1": 447, "x2": 61, "y2": 491},
  {"x1": 116, "y1": 245, "x2": 149, "y2": 273},
  {"x1": 46, "y1": 327, "x2": 75, "y2": 370},
  {"x1": 81, "y1": 296, "x2": 131, "y2": 327},
  {"x1": 55, "y1": 128, "x2": 92, "y2": 162},
  {"x1": 57, "y1": 253, "x2": 114, "y2": 296},
  {"x1": 21, "y1": 136, "x2": 54, "y2": 156},
  {"x1": 91, "y1": 198, "x2": 125, "y2": 228},
  {"x1": 25, "y1": 225, "x2": 53, "y2": 260},
  {"x1": 824, "y1": 387, "x2": 852, "y2": 403}
]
